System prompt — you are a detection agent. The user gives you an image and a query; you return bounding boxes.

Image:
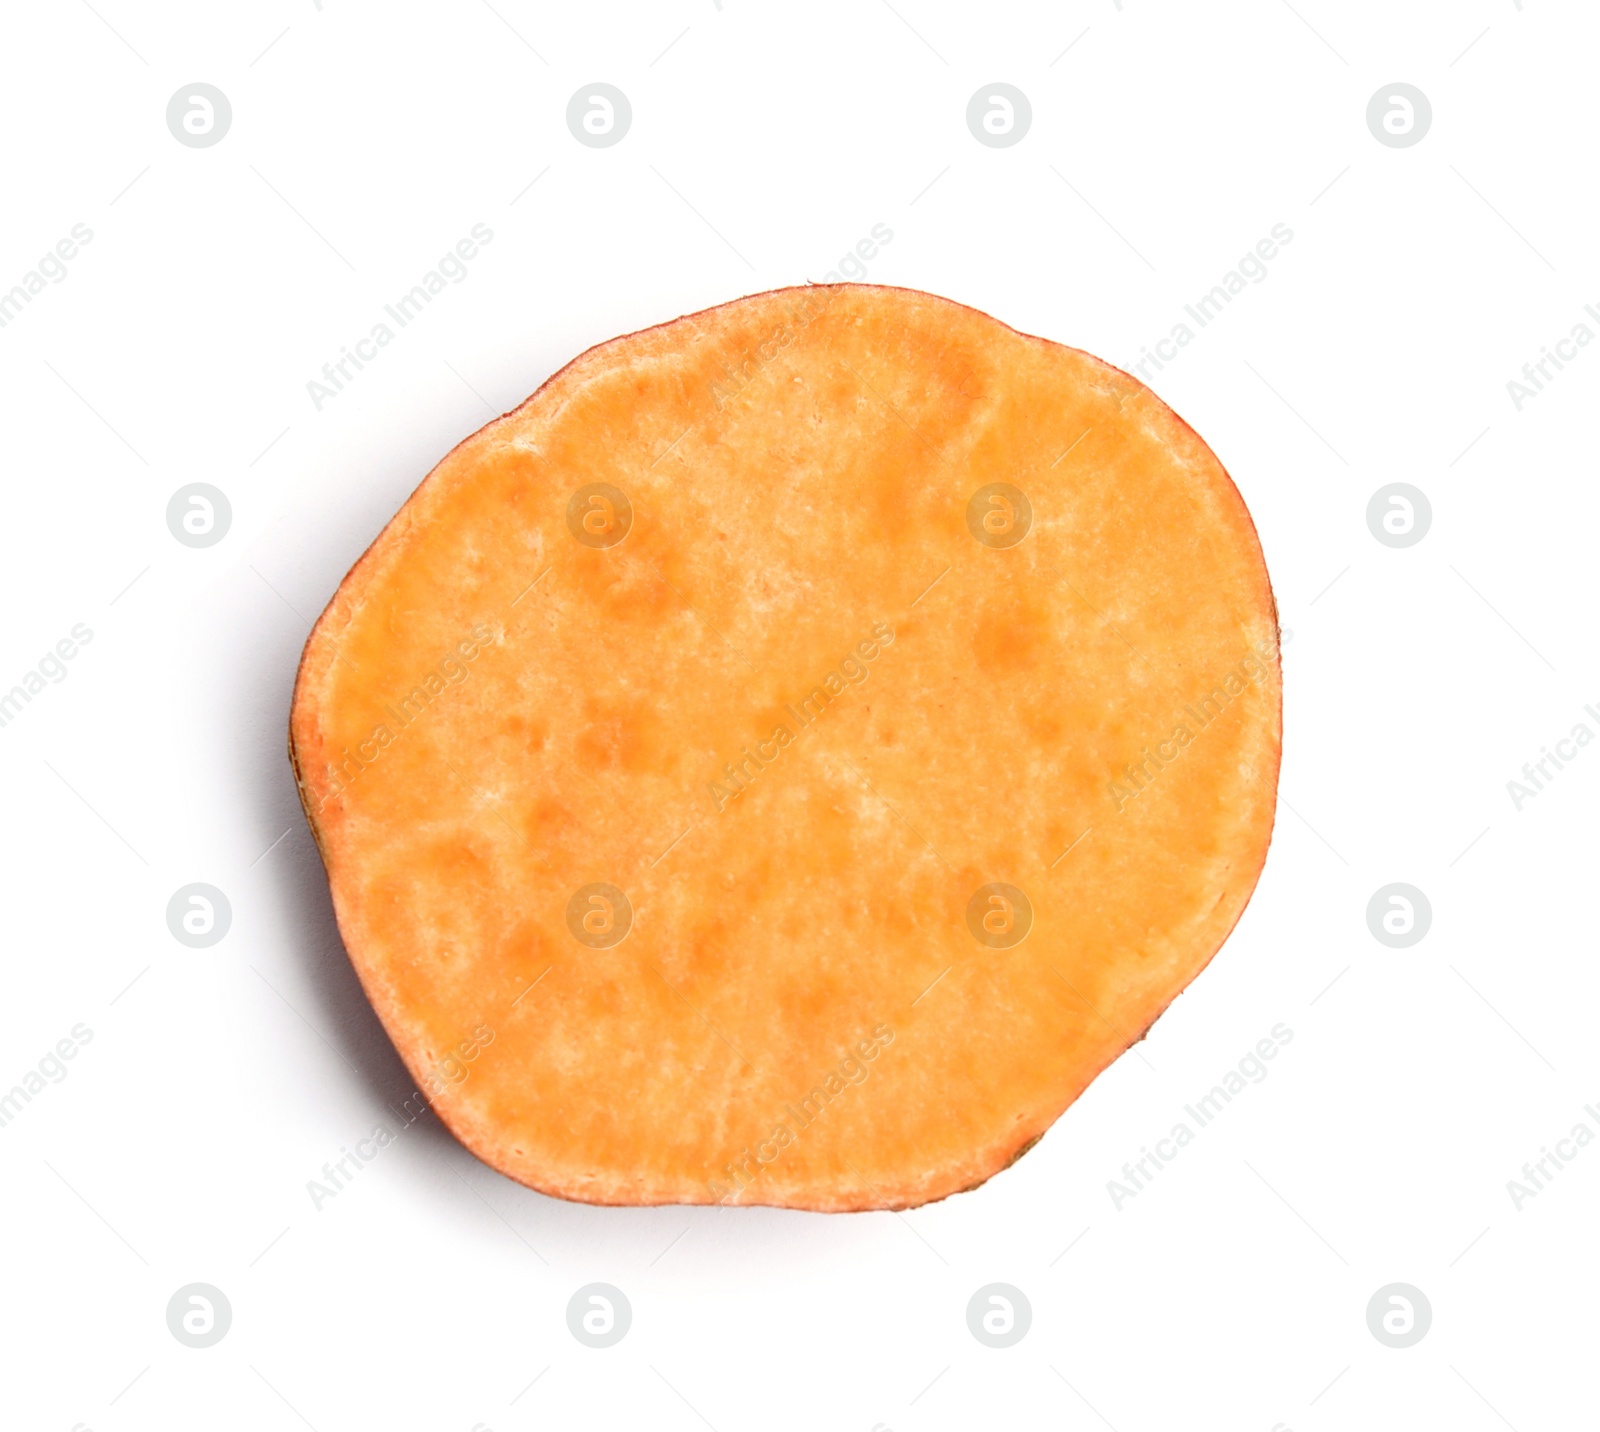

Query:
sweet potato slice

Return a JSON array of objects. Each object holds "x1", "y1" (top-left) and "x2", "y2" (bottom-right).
[{"x1": 290, "y1": 283, "x2": 1280, "y2": 1211}]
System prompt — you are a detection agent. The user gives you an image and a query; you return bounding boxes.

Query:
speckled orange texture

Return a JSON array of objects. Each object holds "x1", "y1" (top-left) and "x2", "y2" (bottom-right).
[{"x1": 290, "y1": 284, "x2": 1281, "y2": 1211}]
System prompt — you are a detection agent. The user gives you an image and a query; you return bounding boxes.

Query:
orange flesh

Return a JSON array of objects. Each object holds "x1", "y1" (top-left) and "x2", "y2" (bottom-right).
[{"x1": 290, "y1": 284, "x2": 1281, "y2": 1211}]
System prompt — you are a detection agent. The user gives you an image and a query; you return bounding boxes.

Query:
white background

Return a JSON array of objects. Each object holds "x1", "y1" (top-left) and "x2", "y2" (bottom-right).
[{"x1": 1, "y1": 1, "x2": 1595, "y2": 1428}]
